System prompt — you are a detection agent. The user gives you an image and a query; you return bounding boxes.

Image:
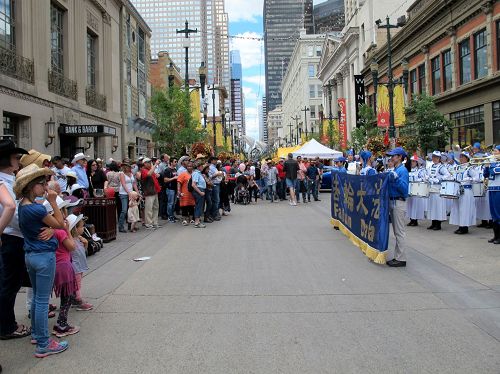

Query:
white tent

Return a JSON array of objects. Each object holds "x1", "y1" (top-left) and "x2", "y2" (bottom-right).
[{"x1": 292, "y1": 139, "x2": 342, "y2": 159}]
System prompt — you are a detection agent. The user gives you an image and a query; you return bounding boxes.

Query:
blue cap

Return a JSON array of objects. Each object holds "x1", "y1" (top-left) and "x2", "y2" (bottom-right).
[
  {"x1": 335, "y1": 156, "x2": 347, "y2": 162},
  {"x1": 359, "y1": 150, "x2": 372, "y2": 162},
  {"x1": 347, "y1": 150, "x2": 353, "y2": 156},
  {"x1": 386, "y1": 147, "x2": 407, "y2": 157},
  {"x1": 473, "y1": 142, "x2": 481, "y2": 149},
  {"x1": 496, "y1": 145, "x2": 500, "y2": 151}
]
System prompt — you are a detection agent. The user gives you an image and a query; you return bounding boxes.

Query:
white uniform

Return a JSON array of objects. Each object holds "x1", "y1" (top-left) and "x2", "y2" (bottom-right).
[
  {"x1": 407, "y1": 167, "x2": 427, "y2": 220},
  {"x1": 360, "y1": 165, "x2": 376, "y2": 176},
  {"x1": 347, "y1": 161, "x2": 358, "y2": 175},
  {"x1": 426, "y1": 163, "x2": 451, "y2": 221},
  {"x1": 450, "y1": 164, "x2": 478, "y2": 227},
  {"x1": 475, "y1": 164, "x2": 491, "y2": 220},
  {"x1": 446, "y1": 163, "x2": 458, "y2": 214}
]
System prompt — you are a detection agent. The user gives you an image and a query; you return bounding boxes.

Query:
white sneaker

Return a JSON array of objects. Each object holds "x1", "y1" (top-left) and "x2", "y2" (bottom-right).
[
  {"x1": 145, "y1": 224, "x2": 155, "y2": 230},
  {"x1": 292, "y1": 201, "x2": 297, "y2": 206}
]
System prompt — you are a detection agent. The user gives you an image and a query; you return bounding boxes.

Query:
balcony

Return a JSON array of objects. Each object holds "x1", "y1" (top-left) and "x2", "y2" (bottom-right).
[
  {"x1": 0, "y1": 46, "x2": 34, "y2": 84},
  {"x1": 85, "y1": 85, "x2": 107, "y2": 111},
  {"x1": 48, "y1": 69, "x2": 77, "y2": 100}
]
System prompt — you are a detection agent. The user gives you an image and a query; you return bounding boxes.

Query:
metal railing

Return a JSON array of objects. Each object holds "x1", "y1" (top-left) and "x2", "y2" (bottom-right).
[
  {"x1": 48, "y1": 69, "x2": 78, "y2": 100},
  {"x1": 85, "y1": 85, "x2": 107, "y2": 111},
  {"x1": 0, "y1": 46, "x2": 34, "y2": 84}
]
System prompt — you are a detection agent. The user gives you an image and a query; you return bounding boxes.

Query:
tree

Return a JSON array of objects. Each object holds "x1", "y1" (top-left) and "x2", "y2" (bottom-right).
[
  {"x1": 151, "y1": 87, "x2": 207, "y2": 156},
  {"x1": 400, "y1": 94, "x2": 452, "y2": 154},
  {"x1": 348, "y1": 104, "x2": 380, "y2": 152}
]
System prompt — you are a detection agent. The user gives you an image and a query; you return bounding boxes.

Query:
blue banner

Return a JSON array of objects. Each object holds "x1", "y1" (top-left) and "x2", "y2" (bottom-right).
[{"x1": 330, "y1": 172, "x2": 390, "y2": 264}]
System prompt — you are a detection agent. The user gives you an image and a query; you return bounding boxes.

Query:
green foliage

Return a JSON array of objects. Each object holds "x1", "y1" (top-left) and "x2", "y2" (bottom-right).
[
  {"x1": 401, "y1": 94, "x2": 452, "y2": 154},
  {"x1": 151, "y1": 87, "x2": 207, "y2": 155},
  {"x1": 348, "y1": 105, "x2": 381, "y2": 152}
]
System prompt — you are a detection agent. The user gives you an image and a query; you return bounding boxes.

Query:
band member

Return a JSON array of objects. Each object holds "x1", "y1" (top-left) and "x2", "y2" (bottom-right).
[
  {"x1": 359, "y1": 150, "x2": 377, "y2": 176},
  {"x1": 444, "y1": 153, "x2": 458, "y2": 214},
  {"x1": 333, "y1": 157, "x2": 347, "y2": 173},
  {"x1": 346, "y1": 150, "x2": 357, "y2": 175},
  {"x1": 385, "y1": 147, "x2": 410, "y2": 267},
  {"x1": 473, "y1": 156, "x2": 492, "y2": 228},
  {"x1": 426, "y1": 151, "x2": 451, "y2": 230},
  {"x1": 483, "y1": 145, "x2": 500, "y2": 244},
  {"x1": 407, "y1": 156, "x2": 427, "y2": 226},
  {"x1": 449, "y1": 152, "x2": 478, "y2": 234}
]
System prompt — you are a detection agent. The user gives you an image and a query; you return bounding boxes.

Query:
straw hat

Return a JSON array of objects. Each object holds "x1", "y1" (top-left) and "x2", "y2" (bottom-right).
[
  {"x1": 20, "y1": 149, "x2": 51, "y2": 168},
  {"x1": 13, "y1": 164, "x2": 54, "y2": 198},
  {"x1": 66, "y1": 171, "x2": 77, "y2": 179}
]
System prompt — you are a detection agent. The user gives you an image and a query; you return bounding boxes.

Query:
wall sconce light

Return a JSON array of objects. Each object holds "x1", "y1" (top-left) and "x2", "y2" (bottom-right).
[
  {"x1": 112, "y1": 135, "x2": 119, "y2": 153},
  {"x1": 44, "y1": 118, "x2": 55, "y2": 147},
  {"x1": 85, "y1": 137, "x2": 93, "y2": 150}
]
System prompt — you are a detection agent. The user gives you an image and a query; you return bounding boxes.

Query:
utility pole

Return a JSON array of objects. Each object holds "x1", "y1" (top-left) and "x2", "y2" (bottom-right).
[
  {"x1": 176, "y1": 20, "x2": 197, "y2": 90},
  {"x1": 288, "y1": 122, "x2": 294, "y2": 144},
  {"x1": 301, "y1": 106, "x2": 310, "y2": 140},
  {"x1": 291, "y1": 115, "x2": 300, "y2": 145}
]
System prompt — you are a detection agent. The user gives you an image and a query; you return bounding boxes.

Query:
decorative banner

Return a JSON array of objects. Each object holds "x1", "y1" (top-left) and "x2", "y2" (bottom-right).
[
  {"x1": 330, "y1": 171, "x2": 390, "y2": 264},
  {"x1": 337, "y1": 98, "x2": 347, "y2": 149},
  {"x1": 354, "y1": 75, "x2": 365, "y2": 127},
  {"x1": 377, "y1": 85, "x2": 389, "y2": 128},
  {"x1": 394, "y1": 85, "x2": 406, "y2": 126}
]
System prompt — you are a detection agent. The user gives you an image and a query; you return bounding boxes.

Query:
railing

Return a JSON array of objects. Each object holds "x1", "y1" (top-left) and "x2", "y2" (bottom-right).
[
  {"x1": 0, "y1": 46, "x2": 34, "y2": 84},
  {"x1": 48, "y1": 69, "x2": 78, "y2": 100},
  {"x1": 86, "y1": 85, "x2": 107, "y2": 111}
]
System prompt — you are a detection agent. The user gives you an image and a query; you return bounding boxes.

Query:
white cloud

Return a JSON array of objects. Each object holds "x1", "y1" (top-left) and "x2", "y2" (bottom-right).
[
  {"x1": 245, "y1": 107, "x2": 259, "y2": 139},
  {"x1": 226, "y1": 0, "x2": 263, "y2": 23},
  {"x1": 243, "y1": 75, "x2": 264, "y2": 86},
  {"x1": 242, "y1": 86, "x2": 258, "y2": 101},
  {"x1": 230, "y1": 32, "x2": 263, "y2": 69}
]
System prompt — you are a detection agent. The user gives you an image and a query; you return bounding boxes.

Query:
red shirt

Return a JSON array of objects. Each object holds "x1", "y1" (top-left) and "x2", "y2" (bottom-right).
[
  {"x1": 54, "y1": 229, "x2": 71, "y2": 264},
  {"x1": 276, "y1": 163, "x2": 286, "y2": 179},
  {"x1": 141, "y1": 167, "x2": 161, "y2": 193}
]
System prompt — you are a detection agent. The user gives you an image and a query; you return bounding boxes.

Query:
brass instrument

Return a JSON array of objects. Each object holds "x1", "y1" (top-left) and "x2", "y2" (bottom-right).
[{"x1": 469, "y1": 155, "x2": 500, "y2": 166}]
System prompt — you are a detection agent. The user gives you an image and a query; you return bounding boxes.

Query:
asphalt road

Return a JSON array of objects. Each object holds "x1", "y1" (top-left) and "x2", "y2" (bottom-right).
[{"x1": 2, "y1": 196, "x2": 500, "y2": 373}]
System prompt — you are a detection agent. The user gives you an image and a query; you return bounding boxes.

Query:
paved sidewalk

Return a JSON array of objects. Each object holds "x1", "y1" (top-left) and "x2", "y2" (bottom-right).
[{"x1": 1, "y1": 197, "x2": 500, "y2": 373}]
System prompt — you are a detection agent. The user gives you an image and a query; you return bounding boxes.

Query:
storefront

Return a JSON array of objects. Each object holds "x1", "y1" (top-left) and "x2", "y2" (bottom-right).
[{"x1": 58, "y1": 124, "x2": 119, "y2": 160}]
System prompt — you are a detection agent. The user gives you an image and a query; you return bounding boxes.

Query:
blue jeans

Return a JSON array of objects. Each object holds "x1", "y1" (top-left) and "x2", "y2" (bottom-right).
[
  {"x1": 211, "y1": 184, "x2": 221, "y2": 218},
  {"x1": 166, "y1": 189, "x2": 177, "y2": 219},
  {"x1": 268, "y1": 184, "x2": 276, "y2": 201},
  {"x1": 193, "y1": 189, "x2": 206, "y2": 219},
  {"x1": 277, "y1": 179, "x2": 285, "y2": 200},
  {"x1": 119, "y1": 194, "x2": 129, "y2": 230},
  {"x1": 25, "y1": 251, "x2": 56, "y2": 349},
  {"x1": 308, "y1": 179, "x2": 318, "y2": 200},
  {"x1": 259, "y1": 178, "x2": 269, "y2": 199}
]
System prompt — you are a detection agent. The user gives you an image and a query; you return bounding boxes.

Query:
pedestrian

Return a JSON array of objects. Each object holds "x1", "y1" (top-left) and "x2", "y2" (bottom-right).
[
  {"x1": 359, "y1": 150, "x2": 377, "y2": 176},
  {"x1": 70, "y1": 153, "x2": 90, "y2": 192},
  {"x1": 202, "y1": 164, "x2": 213, "y2": 223},
  {"x1": 86, "y1": 159, "x2": 107, "y2": 198},
  {"x1": 276, "y1": 158, "x2": 286, "y2": 201},
  {"x1": 118, "y1": 161, "x2": 139, "y2": 232},
  {"x1": 51, "y1": 156, "x2": 71, "y2": 192},
  {"x1": 267, "y1": 160, "x2": 278, "y2": 202},
  {"x1": 407, "y1": 156, "x2": 427, "y2": 226},
  {"x1": 127, "y1": 191, "x2": 141, "y2": 232},
  {"x1": 156, "y1": 154, "x2": 170, "y2": 220},
  {"x1": 283, "y1": 153, "x2": 299, "y2": 206},
  {"x1": 384, "y1": 147, "x2": 410, "y2": 268},
  {"x1": 306, "y1": 159, "x2": 321, "y2": 202},
  {"x1": 141, "y1": 158, "x2": 161, "y2": 229},
  {"x1": 163, "y1": 158, "x2": 179, "y2": 223},
  {"x1": 426, "y1": 151, "x2": 451, "y2": 230},
  {"x1": 14, "y1": 164, "x2": 69, "y2": 357},
  {"x1": 260, "y1": 160, "x2": 269, "y2": 200},
  {"x1": 483, "y1": 145, "x2": 500, "y2": 244},
  {"x1": 296, "y1": 156, "x2": 308, "y2": 203},
  {"x1": 105, "y1": 161, "x2": 122, "y2": 218},
  {"x1": 177, "y1": 161, "x2": 195, "y2": 226},
  {"x1": 208, "y1": 157, "x2": 223, "y2": 220},
  {"x1": 191, "y1": 161, "x2": 207, "y2": 228}
]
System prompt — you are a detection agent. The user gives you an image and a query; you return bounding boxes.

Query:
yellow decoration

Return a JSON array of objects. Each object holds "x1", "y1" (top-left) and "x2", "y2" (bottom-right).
[{"x1": 393, "y1": 85, "x2": 406, "y2": 126}]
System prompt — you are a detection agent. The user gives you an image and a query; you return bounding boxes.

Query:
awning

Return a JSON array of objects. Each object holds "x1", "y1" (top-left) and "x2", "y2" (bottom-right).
[
  {"x1": 58, "y1": 124, "x2": 117, "y2": 137},
  {"x1": 129, "y1": 117, "x2": 156, "y2": 132}
]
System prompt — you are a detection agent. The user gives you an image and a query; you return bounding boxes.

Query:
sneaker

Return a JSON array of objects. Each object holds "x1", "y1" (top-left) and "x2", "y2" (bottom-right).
[
  {"x1": 213, "y1": 216, "x2": 221, "y2": 221},
  {"x1": 52, "y1": 325, "x2": 80, "y2": 338},
  {"x1": 194, "y1": 223, "x2": 206, "y2": 228},
  {"x1": 190, "y1": 220, "x2": 195, "y2": 225},
  {"x1": 145, "y1": 224, "x2": 155, "y2": 230},
  {"x1": 292, "y1": 202, "x2": 297, "y2": 206},
  {"x1": 34, "y1": 339, "x2": 68, "y2": 358},
  {"x1": 168, "y1": 218, "x2": 175, "y2": 223},
  {"x1": 153, "y1": 224, "x2": 163, "y2": 229},
  {"x1": 91, "y1": 234, "x2": 102, "y2": 242},
  {"x1": 76, "y1": 302, "x2": 93, "y2": 311},
  {"x1": 182, "y1": 220, "x2": 189, "y2": 226}
]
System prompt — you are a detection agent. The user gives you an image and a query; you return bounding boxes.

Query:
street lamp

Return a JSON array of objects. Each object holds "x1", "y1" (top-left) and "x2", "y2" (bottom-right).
[
  {"x1": 176, "y1": 20, "x2": 198, "y2": 90},
  {"x1": 208, "y1": 85, "x2": 225, "y2": 151},
  {"x1": 198, "y1": 62, "x2": 207, "y2": 99},
  {"x1": 301, "y1": 106, "x2": 310, "y2": 139},
  {"x1": 291, "y1": 115, "x2": 300, "y2": 145}
]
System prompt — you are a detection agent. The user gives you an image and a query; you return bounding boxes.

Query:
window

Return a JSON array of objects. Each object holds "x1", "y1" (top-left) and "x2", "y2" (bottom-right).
[
  {"x1": 317, "y1": 85, "x2": 323, "y2": 98},
  {"x1": 308, "y1": 64, "x2": 314, "y2": 77},
  {"x1": 361, "y1": 23, "x2": 365, "y2": 44},
  {"x1": 418, "y1": 64, "x2": 426, "y2": 94},
  {"x1": 494, "y1": 101, "x2": 500, "y2": 144},
  {"x1": 431, "y1": 56, "x2": 441, "y2": 95},
  {"x1": 442, "y1": 50, "x2": 452, "y2": 91},
  {"x1": 126, "y1": 59, "x2": 131, "y2": 85},
  {"x1": 0, "y1": 0, "x2": 15, "y2": 50},
  {"x1": 410, "y1": 69, "x2": 417, "y2": 95},
  {"x1": 50, "y1": 2, "x2": 64, "y2": 73},
  {"x1": 307, "y1": 45, "x2": 313, "y2": 57},
  {"x1": 459, "y1": 38, "x2": 471, "y2": 84},
  {"x1": 2, "y1": 113, "x2": 18, "y2": 144},
  {"x1": 497, "y1": 21, "x2": 500, "y2": 71},
  {"x1": 86, "y1": 32, "x2": 96, "y2": 88},
  {"x1": 126, "y1": 13, "x2": 131, "y2": 47},
  {"x1": 310, "y1": 105, "x2": 316, "y2": 118},
  {"x1": 315, "y1": 46, "x2": 322, "y2": 57},
  {"x1": 450, "y1": 105, "x2": 484, "y2": 148},
  {"x1": 309, "y1": 84, "x2": 315, "y2": 98},
  {"x1": 474, "y1": 30, "x2": 487, "y2": 79},
  {"x1": 138, "y1": 27, "x2": 145, "y2": 65}
]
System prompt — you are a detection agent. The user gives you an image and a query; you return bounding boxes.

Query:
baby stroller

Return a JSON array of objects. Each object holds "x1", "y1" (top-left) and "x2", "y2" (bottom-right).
[{"x1": 235, "y1": 174, "x2": 251, "y2": 205}]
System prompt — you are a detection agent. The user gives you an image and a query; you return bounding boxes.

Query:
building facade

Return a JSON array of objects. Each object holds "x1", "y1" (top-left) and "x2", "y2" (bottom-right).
[
  {"x1": 267, "y1": 105, "x2": 283, "y2": 148},
  {"x1": 314, "y1": 0, "x2": 345, "y2": 33},
  {"x1": 362, "y1": 0, "x2": 500, "y2": 146},
  {"x1": 281, "y1": 30, "x2": 325, "y2": 144},
  {"x1": 230, "y1": 50, "x2": 245, "y2": 136},
  {"x1": 150, "y1": 51, "x2": 183, "y2": 90},
  {"x1": 263, "y1": 0, "x2": 314, "y2": 112}
]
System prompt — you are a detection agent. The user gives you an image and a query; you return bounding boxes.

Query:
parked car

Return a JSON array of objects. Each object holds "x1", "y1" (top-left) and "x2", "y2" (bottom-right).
[{"x1": 320, "y1": 166, "x2": 335, "y2": 191}]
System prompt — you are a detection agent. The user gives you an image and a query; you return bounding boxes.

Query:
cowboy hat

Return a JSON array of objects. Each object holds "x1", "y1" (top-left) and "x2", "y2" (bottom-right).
[
  {"x1": 13, "y1": 164, "x2": 54, "y2": 198},
  {"x1": 0, "y1": 139, "x2": 28, "y2": 156},
  {"x1": 70, "y1": 184, "x2": 83, "y2": 195},
  {"x1": 63, "y1": 195, "x2": 83, "y2": 207},
  {"x1": 20, "y1": 149, "x2": 51, "y2": 168},
  {"x1": 65, "y1": 171, "x2": 77, "y2": 179},
  {"x1": 72, "y1": 153, "x2": 89, "y2": 164},
  {"x1": 66, "y1": 213, "x2": 84, "y2": 232}
]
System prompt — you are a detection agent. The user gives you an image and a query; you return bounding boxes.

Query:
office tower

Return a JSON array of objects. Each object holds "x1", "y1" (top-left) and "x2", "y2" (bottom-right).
[
  {"x1": 314, "y1": 0, "x2": 345, "y2": 33},
  {"x1": 131, "y1": 0, "x2": 229, "y2": 91},
  {"x1": 259, "y1": 97, "x2": 268, "y2": 143},
  {"x1": 230, "y1": 50, "x2": 245, "y2": 135},
  {"x1": 263, "y1": 0, "x2": 313, "y2": 113}
]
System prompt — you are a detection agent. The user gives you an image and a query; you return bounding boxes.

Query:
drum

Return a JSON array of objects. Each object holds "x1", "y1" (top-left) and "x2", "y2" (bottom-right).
[
  {"x1": 440, "y1": 181, "x2": 461, "y2": 199},
  {"x1": 429, "y1": 183, "x2": 441, "y2": 194},
  {"x1": 409, "y1": 182, "x2": 429, "y2": 197},
  {"x1": 472, "y1": 182, "x2": 485, "y2": 197}
]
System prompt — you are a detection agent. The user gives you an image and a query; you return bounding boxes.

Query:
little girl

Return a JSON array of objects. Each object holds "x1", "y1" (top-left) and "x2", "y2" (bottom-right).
[
  {"x1": 52, "y1": 212, "x2": 79, "y2": 337},
  {"x1": 69, "y1": 215, "x2": 93, "y2": 311},
  {"x1": 127, "y1": 191, "x2": 140, "y2": 232}
]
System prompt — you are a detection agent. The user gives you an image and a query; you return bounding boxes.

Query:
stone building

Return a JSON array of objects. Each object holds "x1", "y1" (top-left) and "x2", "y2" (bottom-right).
[
  {"x1": 267, "y1": 106, "x2": 283, "y2": 148},
  {"x1": 150, "y1": 51, "x2": 183, "y2": 90},
  {"x1": 362, "y1": 0, "x2": 500, "y2": 147},
  {"x1": 0, "y1": 0, "x2": 153, "y2": 161}
]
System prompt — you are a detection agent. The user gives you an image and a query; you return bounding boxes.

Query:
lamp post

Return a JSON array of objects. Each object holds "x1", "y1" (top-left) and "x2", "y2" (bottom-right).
[
  {"x1": 176, "y1": 20, "x2": 198, "y2": 90},
  {"x1": 373, "y1": 16, "x2": 408, "y2": 148},
  {"x1": 301, "y1": 106, "x2": 310, "y2": 139},
  {"x1": 291, "y1": 115, "x2": 300, "y2": 145},
  {"x1": 288, "y1": 122, "x2": 294, "y2": 144},
  {"x1": 198, "y1": 62, "x2": 207, "y2": 99},
  {"x1": 208, "y1": 85, "x2": 224, "y2": 151}
]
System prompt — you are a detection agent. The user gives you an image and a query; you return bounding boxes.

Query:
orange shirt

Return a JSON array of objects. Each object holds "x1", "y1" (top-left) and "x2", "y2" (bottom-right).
[{"x1": 177, "y1": 172, "x2": 195, "y2": 207}]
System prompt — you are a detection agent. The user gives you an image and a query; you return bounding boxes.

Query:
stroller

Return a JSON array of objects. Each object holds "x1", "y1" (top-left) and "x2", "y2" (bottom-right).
[{"x1": 234, "y1": 174, "x2": 251, "y2": 205}]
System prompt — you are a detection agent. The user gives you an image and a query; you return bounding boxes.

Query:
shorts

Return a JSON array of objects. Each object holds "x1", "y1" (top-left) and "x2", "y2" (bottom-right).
[{"x1": 286, "y1": 178, "x2": 297, "y2": 189}]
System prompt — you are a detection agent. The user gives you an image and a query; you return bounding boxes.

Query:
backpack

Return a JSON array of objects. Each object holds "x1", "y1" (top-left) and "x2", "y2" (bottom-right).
[{"x1": 187, "y1": 177, "x2": 194, "y2": 192}]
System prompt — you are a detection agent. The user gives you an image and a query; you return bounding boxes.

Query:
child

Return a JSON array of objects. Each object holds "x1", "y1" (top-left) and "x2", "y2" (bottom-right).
[
  {"x1": 127, "y1": 191, "x2": 140, "y2": 232},
  {"x1": 52, "y1": 213, "x2": 80, "y2": 337},
  {"x1": 267, "y1": 161, "x2": 278, "y2": 203},
  {"x1": 70, "y1": 216, "x2": 93, "y2": 311}
]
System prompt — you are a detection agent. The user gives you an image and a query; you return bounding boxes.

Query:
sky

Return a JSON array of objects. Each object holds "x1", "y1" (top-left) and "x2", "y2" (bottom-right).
[{"x1": 227, "y1": 0, "x2": 327, "y2": 140}]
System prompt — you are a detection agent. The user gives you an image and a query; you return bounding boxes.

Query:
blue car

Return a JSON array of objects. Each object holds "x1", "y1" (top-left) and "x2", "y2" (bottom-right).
[{"x1": 320, "y1": 166, "x2": 335, "y2": 191}]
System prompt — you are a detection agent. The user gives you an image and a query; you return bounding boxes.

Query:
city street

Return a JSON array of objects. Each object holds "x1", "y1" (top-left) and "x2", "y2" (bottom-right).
[{"x1": 2, "y1": 196, "x2": 500, "y2": 373}]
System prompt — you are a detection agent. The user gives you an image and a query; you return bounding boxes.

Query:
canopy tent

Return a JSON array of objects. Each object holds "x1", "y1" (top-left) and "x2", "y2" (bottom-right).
[
  {"x1": 292, "y1": 139, "x2": 342, "y2": 159},
  {"x1": 276, "y1": 145, "x2": 302, "y2": 159}
]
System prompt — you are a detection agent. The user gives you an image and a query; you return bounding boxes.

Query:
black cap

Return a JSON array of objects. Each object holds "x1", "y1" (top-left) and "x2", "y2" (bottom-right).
[{"x1": 0, "y1": 139, "x2": 28, "y2": 156}]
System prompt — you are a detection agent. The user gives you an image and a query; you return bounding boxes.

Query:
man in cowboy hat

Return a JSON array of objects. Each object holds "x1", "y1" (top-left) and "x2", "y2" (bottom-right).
[
  {"x1": 51, "y1": 156, "x2": 71, "y2": 192},
  {"x1": 19, "y1": 149, "x2": 51, "y2": 169},
  {"x1": 71, "y1": 153, "x2": 89, "y2": 190}
]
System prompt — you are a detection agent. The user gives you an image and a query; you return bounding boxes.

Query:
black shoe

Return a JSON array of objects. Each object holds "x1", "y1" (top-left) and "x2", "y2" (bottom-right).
[
  {"x1": 334, "y1": 226, "x2": 340, "y2": 230},
  {"x1": 314, "y1": 199, "x2": 321, "y2": 201},
  {"x1": 387, "y1": 259, "x2": 406, "y2": 267},
  {"x1": 432, "y1": 226, "x2": 441, "y2": 231},
  {"x1": 477, "y1": 220, "x2": 489, "y2": 228},
  {"x1": 427, "y1": 224, "x2": 435, "y2": 230}
]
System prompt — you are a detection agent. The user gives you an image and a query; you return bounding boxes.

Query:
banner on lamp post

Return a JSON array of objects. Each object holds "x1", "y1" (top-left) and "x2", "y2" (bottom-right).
[
  {"x1": 377, "y1": 85, "x2": 389, "y2": 128},
  {"x1": 338, "y1": 98, "x2": 347, "y2": 149},
  {"x1": 354, "y1": 75, "x2": 365, "y2": 127}
]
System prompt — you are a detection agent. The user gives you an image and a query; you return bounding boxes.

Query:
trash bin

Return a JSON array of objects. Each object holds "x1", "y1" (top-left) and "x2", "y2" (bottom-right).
[{"x1": 83, "y1": 197, "x2": 117, "y2": 242}]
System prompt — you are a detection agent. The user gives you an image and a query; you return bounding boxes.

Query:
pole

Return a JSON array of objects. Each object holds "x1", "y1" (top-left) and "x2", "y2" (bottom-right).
[
  {"x1": 301, "y1": 106, "x2": 310, "y2": 140},
  {"x1": 386, "y1": 16, "x2": 396, "y2": 145},
  {"x1": 291, "y1": 116, "x2": 300, "y2": 145},
  {"x1": 176, "y1": 20, "x2": 198, "y2": 90},
  {"x1": 212, "y1": 87, "x2": 216, "y2": 150},
  {"x1": 288, "y1": 122, "x2": 294, "y2": 144}
]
